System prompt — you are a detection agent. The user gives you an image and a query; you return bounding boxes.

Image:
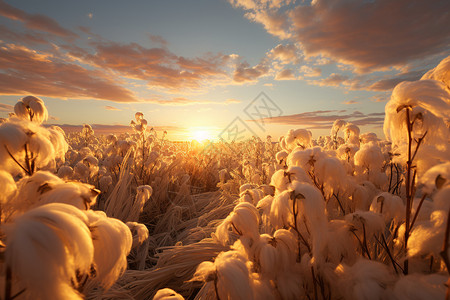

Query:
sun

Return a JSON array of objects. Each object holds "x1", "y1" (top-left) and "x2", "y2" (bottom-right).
[{"x1": 191, "y1": 130, "x2": 211, "y2": 142}]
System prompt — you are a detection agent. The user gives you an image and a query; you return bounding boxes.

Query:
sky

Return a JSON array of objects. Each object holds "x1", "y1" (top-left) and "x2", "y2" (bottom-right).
[{"x1": 0, "y1": 0, "x2": 449, "y2": 141}]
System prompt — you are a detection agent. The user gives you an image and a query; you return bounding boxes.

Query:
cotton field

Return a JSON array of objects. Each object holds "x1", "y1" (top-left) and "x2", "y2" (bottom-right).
[{"x1": 0, "y1": 56, "x2": 449, "y2": 300}]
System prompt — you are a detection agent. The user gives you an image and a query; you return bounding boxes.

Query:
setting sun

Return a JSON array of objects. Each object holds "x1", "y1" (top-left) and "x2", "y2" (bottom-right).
[{"x1": 191, "y1": 130, "x2": 213, "y2": 142}]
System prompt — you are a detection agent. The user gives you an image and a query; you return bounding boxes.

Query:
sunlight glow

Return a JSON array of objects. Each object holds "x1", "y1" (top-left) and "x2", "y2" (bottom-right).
[{"x1": 191, "y1": 130, "x2": 213, "y2": 142}]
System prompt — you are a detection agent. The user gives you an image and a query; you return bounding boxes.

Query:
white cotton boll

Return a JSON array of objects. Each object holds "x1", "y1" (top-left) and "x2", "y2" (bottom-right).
[
  {"x1": 193, "y1": 251, "x2": 253, "y2": 300},
  {"x1": 5, "y1": 203, "x2": 93, "y2": 300},
  {"x1": 38, "y1": 181, "x2": 100, "y2": 210},
  {"x1": 47, "y1": 126, "x2": 68, "y2": 162},
  {"x1": 354, "y1": 142, "x2": 385, "y2": 175},
  {"x1": 273, "y1": 229, "x2": 298, "y2": 270},
  {"x1": 344, "y1": 123, "x2": 360, "y2": 145},
  {"x1": 314, "y1": 156, "x2": 349, "y2": 198},
  {"x1": 99, "y1": 175, "x2": 113, "y2": 192},
  {"x1": 14, "y1": 95, "x2": 48, "y2": 124},
  {"x1": 384, "y1": 80, "x2": 450, "y2": 162},
  {"x1": 331, "y1": 119, "x2": 347, "y2": 138},
  {"x1": 419, "y1": 162, "x2": 450, "y2": 194},
  {"x1": 57, "y1": 165, "x2": 73, "y2": 179},
  {"x1": 253, "y1": 234, "x2": 279, "y2": 278},
  {"x1": 82, "y1": 124, "x2": 94, "y2": 136},
  {"x1": 335, "y1": 259, "x2": 392, "y2": 300},
  {"x1": 126, "y1": 221, "x2": 149, "y2": 247},
  {"x1": 360, "y1": 132, "x2": 379, "y2": 144},
  {"x1": 276, "y1": 150, "x2": 289, "y2": 165},
  {"x1": 270, "y1": 166, "x2": 311, "y2": 194},
  {"x1": 0, "y1": 170, "x2": 16, "y2": 204},
  {"x1": 153, "y1": 288, "x2": 185, "y2": 300},
  {"x1": 270, "y1": 190, "x2": 292, "y2": 229},
  {"x1": 74, "y1": 160, "x2": 90, "y2": 180},
  {"x1": 326, "y1": 220, "x2": 358, "y2": 264},
  {"x1": 287, "y1": 146, "x2": 326, "y2": 173},
  {"x1": 345, "y1": 211, "x2": 385, "y2": 238},
  {"x1": 85, "y1": 210, "x2": 132, "y2": 289},
  {"x1": 240, "y1": 188, "x2": 265, "y2": 205},
  {"x1": 289, "y1": 182, "x2": 328, "y2": 261},
  {"x1": 215, "y1": 202, "x2": 260, "y2": 245},
  {"x1": 259, "y1": 184, "x2": 275, "y2": 196},
  {"x1": 370, "y1": 192, "x2": 405, "y2": 223},
  {"x1": 285, "y1": 129, "x2": 313, "y2": 150},
  {"x1": 393, "y1": 273, "x2": 447, "y2": 300},
  {"x1": 421, "y1": 55, "x2": 450, "y2": 91},
  {"x1": 408, "y1": 210, "x2": 446, "y2": 258},
  {"x1": 336, "y1": 143, "x2": 359, "y2": 164},
  {"x1": 11, "y1": 171, "x2": 64, "y2": 213}
]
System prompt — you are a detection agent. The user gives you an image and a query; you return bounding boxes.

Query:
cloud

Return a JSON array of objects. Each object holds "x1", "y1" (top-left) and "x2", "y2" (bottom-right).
[
  {"x1": 0, "y1": 43, "x2": 138, "y2": 102},
  {"x1": 275, "y1": 69, "x2": 296, "y2": 80},
  {"x1": 311, "y1": 73, "x2": 349, "y2": 87},
  {"x1": 233, "y1": 60, "x2": 269, "y2": 83},
  {"x1": 343, "y1": 100, "x2": 358, "y2": 105},
  {"x1": 0, "y1": 0, "x2": 77, "y2": 38},
  {"x1": 104, "y1": 106, "x2": 121, "y2": 111},
  {"x1": 300, "y1": 65, "x2": 321, "y2": 77},
  {"x1": 249, "y1": 109, "x2": 384, "y2": 129},
  {"x1": 269, "y1": 44, "x2": 300, "y2": 64},
  {"x1": 147, "y1": 34, "x2": 168, "y2": 46},
  {"x1": 0, "y1": 24, "x2": 48, "y2": 44},
  {"x1": 224, "y1": 98, "x2": 241, "y2": 104},
  {"x1": 0, "y1": 103, "x2": 13, "y2": 112},
  {"x1": 48, "y1": 115, "x2": 59, "y2": 121},
  {"x1": 230, "y1": 0, "x2": 450, "y2": 72}
]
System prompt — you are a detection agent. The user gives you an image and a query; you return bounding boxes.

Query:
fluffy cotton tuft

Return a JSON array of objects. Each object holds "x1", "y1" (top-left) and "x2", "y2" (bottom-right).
[
  {"x1": 153, "y1": 288, "x2": 185, "y2": 300},
  {"x1": 14, "y1": 95, "x2": 48, "y2": 124},
  {"x1": 84, "y1": 210, "x2": 133, "y2": 289},
  {"x1": 370, "y1": 192, "x2": 405, "y2": 223},
  {"x1": 5, "y1": 203, "x2": 93, "y2": 300}
]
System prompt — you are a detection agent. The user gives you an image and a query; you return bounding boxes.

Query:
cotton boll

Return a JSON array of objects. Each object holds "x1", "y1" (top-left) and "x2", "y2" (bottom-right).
[
  {"x1": 289, "y1": 182, "x2": 328, "y2": 261},
  {"x1": 215, "y1": 202, "x2": 260, "y2": 245},
  {"x1": 344, "y1": 123, "x2": 360, "y2": 145},
  {"x1": 126, "y1": 221, "x2": 149, "y2": 248},
  {"x1": 345, "y1": 211, "x2": 385, "y2": 239},
  {"x1": 273, "y1": 229, "x2": 298, "y2": 270},
  {"x1": 419, "y1": 162, "x2": 450, "y2": 194},
  {"x1": 252, "y1": 234, "x2": 279, "y2": 278},
  {"x1": 153, "y1": 288, "x2": 185, "y2": 300},
  {"x1": 284, "y1": 129, "x2": 312, "y2": 150},
  {"x1": 239, "y1": 183, "x2": 257, "y2": 193},
  {"x1": 5, "y1": 203, "x2": 93, "y2": 300},
  {"x1": 270, "y1": 166, "x2": 311, "y2": 194},
  {"x1": 0, "y1": 170, "x2": 16, "y2": 205},
  {"x1": 74, "y1": 161, "x2": 90, "y2": 181},
  {"x1": 192, "y1": 251, "x2": 253, "y2": 300},
  {"x1": 326, "y1": 220, "x2": 358, "y2": 264},
  {"x1": 14, "y1": 95, "x2": 48, "y2": 124},
  {"x1": 57, "y1": 165, "x2": 73, "y2": 179},
  {"x1": 354, "y1": 142, "x2": 385, "y2": 176},
  {"x1": 421, "y1": 55, "x2": 450, "y2": 91},
  {"x1": 393, "y1": 273, "x2": 447, "y2": 300},
  {"x1": 408, "y1": 210, "x2": 446, "y2": 258},
  {"x1": 276, "y1": 150, "x2": 289, "y2": 165},
  {"x1": 331, "y1": 119, "x2": 347, "y2": 139},
  {"x1": 360, "y1": 132, "x2": 379, "y2": 144},
  {"x1": 84, "y1": 210, "x2": 132, "y2": 289},
  {"x1": 47, "y1": 126, "x2": 68, "y2": 162},
  {"x1": 314, "y1": 156, "x2": 349, "y2": 198},
  {"x1": 335, "y1": 259, "x2": 392, "y2": 300},
  {"x1": 37, "y1": 181, "x2": 100, "y2": 210},
  {"x1": 370, "y1": 192, "x2": 405, "y2": 224},
  {"x1": 240, "y1": 188, "x2": 265, "y2": 205},
  {"x1": 286, "y1": 146, "x2": 326, "y2": 172},
  {"x1": 269, "y1": 190, "x2": 292, "y2": 230}
]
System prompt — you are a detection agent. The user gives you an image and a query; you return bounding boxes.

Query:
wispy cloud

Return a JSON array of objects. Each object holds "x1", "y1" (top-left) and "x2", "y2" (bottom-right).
[
  {"x1": 0, "y1": 0, "x2": 77, "y2": 38},
  {"x1": 249, "y1": 109, "x2": 384, "y2": 129},
  {"x1": 343, "y1": 100, "x2": 359, "y2": 105},
  {"x1": 0, "y1": 103, "x2": 13, "y2": 112},
  {"x1": 104, "y1": 106, "x2": 121, "y2": 111}
]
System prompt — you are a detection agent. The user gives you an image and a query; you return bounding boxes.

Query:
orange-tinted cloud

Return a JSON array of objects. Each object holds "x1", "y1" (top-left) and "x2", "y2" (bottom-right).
[
  {"x1": 104, "y1": 106, "x2": 122, "y2": 111},
  {"x1": 275, "y1": 69, "x2": 295, "y2": 80},
  {"x1": 250, "y1": 109, "x2": 384, "y2": 129},
  {"x1": 0, "y1": 43, "x2": 137, "y2": 102},
  {"x1": 0, "y1": 0, "x2": 77, "y2": 38},
  {"x1": 231, "y1": 0, "x2": 450, "y2": 72},
  {"x1": 311, "y1": 73, "x2": 349, "y2": 87}
]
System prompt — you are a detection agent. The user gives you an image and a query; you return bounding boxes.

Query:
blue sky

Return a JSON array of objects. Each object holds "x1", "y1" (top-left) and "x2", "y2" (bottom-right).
[{"x1": 0, "y1": 0, "x2": 449, "y2": 140}]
